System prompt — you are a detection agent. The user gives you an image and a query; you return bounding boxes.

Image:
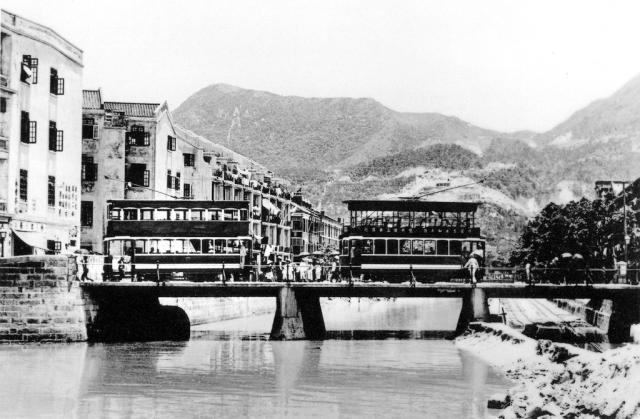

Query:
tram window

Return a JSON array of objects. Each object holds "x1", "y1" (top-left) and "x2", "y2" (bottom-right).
[
  {"x1": 148, "y1": 239, "x2": 159, "y2": 253},
  {"x1": 158, "y1": 239, "x2": 171, "y2": 254},
  {"x1": 134, "y1": 240, "x2": 145, "y2": 254},
  {"x1": 107, "y1": 240, "x2": 122, "y2": 256},
  {"x1": 436, "y1": 240, "x2": 448, "y2": 255},
  {"x1": 223, "y1": 209, "x2": 237, "y2": 220},
  {"x1": 203, "y1": 239, "x2": 214, "y2": 253},
  {"x1": 230, "y1": 240, "x2": 241, "y2": 253},
  {"x1": 341, "y1": 240, "x2": 348, "y2": 255},
  {"x1": 123, "y1": 240, "x2": 134, "y2": 256},
  {"x1": 412, "y1": 240, "x2": 424, "y2": 255},
  {"x1": 215, "y1": 239, "x2": 227, "y2": 253},
  {"x1": 174, "y1": 209, "x2": 188, "y2": 220},
  {"x1": 141, "y1": 209, "x2": 153, "y2": 220},
  {"x1": 186, "y1": 239, "x2": 201, "y2": 253},
  {"x1": 387, "y1": 239, "x2": 399, "y2": 254},
  {"x1": 209, "y1": 209, "x2": 221, "y2": 220},
  {"x1": 450, "y1": 240, "x2": 462, "y2": 255},
  {"x1": 123, "y1": 209, "x2": 137, "y2": 220},
  {"x1": 155, "y1": 209, "x2": 170, "y2": 220},
  {"x1": 425, "y1": 240, "x2": 436, "y2": 255},
  {"x1": 373, "y1": 239, "x2": 386, "y2": 254},
  {"x1": 191, "y1": 210, "x2": 204, "y2": 221},
  {"x1": 461, "y1": 241, "x2": 472, "y2": 255},
  {"x1": 171, "y1": 240, "x2": 185, "y2": 253},
  {"x1": 400, "y1": 239, "x2": 411, "y2": 254},
  {"x1": 240, "y1": 209, "x2": 248, "y2": 220},
  {"x1": 110, "y1": 209, "x2": 121, "y2": 220},
  {"x1": 362, "y1": 239, "x2": 373, "y2": 254}
]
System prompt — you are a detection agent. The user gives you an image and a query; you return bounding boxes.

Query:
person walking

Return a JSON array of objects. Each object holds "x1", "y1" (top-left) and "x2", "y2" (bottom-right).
[{"x1": 464, "y1": 255, "x2": 479, "y2": 286}]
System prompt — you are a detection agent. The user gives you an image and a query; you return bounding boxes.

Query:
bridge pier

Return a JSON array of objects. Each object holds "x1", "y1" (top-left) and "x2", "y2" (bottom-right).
[
  {"x1": 82, "y1": 291, "x2": 190, "y2": 342},
  {"x1": 455, "y1": 288, "x2": 489, "y2": 335},
  {"x1": 270, "y1": 287, "x2": 326, "y2": 340},
  {"x1": 607, "y1": 296, "x2": 640, "y2": 343}
]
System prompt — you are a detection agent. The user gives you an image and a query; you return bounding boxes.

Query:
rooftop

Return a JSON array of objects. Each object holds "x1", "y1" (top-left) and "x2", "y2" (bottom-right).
[
  {"x1": 82, "y1": 90, "x2": 102, "y2": 110},
  {"x1": 344, "y1": 200, "x2": 481, "y2": 212},
  {"x1": 104, "y1": 101, "x2": 160, "y2": 118}
]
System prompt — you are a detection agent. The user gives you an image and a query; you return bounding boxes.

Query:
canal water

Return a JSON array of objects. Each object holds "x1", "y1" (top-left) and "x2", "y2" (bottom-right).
[{"x1": 0, "y1": 299, "x2": 510, "y2": 418}]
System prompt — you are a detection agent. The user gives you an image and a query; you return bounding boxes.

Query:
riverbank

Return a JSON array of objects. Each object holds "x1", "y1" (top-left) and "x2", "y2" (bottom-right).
[{"x1": 456, "y1": 323, "x2": 640, "y2": 418}]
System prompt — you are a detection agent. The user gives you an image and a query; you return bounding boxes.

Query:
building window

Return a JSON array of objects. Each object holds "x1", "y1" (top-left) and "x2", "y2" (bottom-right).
[
  {"x1": 20, "y1": 55, "x2": 33, "y2": 83},
  {"x1": 21, "y1": 111, "x2": 36, "y2": 143},
  {"x1": 30, "y1": 58, "x2": 38, "y2": 84},
  {"x1": 183, "y1": 153, "x2": 195, "y2": 167},
  {"x1": 183, "y1": 183, "x2": 191, "y2": 199},
  {"x1": 47, "y1": 240, "x2": 61, "y2": 254},
  {"x1": 48, "y1": 121, "x2": 63, "y2": 151},
  {"x1": 167, "y1": 170, "x2": 172, "y2": 189},
  {"x1": 49, "y1": 68, "x2": 64, "y2": 95},
  {"x1": 125, "y1": 163, "x2": 149, "y2": 187},
  {"x1": 19, "y1": 169, "x2": 27, "y2": 202},
  {"x1": 82, "y1": 118, "x2": 98, "y2": 139},
  {"x1": 81, "y1": 155, "x2": 98, "y2": 181},
  {"x1": 0, "y1": 98, "x2": 6, "y2": 113},
  {"x1": 47, "y1": 176, "x2": 55, "y2": 207},
  {"x1": 81, "y1": 201, "x2": 93, "y2": 227},
  {"x1": 126, "y1": 125, "x2": 150, "y2": 146},
  {"x1": 167, "y1": 135, "x2": 176, "y2": 151}
]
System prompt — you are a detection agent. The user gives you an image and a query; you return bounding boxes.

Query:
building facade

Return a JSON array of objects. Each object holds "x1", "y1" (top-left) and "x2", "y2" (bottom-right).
[
  {"x1": 81, "y1": 91, "x2": 302, "y2": 256},
  {"x1": 291, "y1": 193, "x2": 341, "y2": 258},
  {"x1": 0, "y1": 10, "x2": 82, "y2": 256}
]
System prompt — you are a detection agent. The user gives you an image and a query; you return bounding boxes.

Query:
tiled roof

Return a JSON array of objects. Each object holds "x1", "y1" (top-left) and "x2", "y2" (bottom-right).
[
  {"x1": 104, "y1": 102, "x2": 159, "y2": 118},
  {"x1": 82, "y1": 90, "x2": 102, "y2": 109}
]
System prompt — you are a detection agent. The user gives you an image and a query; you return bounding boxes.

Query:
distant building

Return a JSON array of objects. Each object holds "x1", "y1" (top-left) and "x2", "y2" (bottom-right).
[
  {"x1": 291, "y1": 192, "x2": 341, "y2": 258},
  {"x1": 0, "y1": 10, "x2": 83, "y2": 255},
  {"x1": 595, "y1": 180, "x2": 625, "y2": 200}
]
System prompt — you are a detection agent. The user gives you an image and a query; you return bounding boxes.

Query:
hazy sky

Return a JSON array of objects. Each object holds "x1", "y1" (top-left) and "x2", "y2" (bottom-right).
[{"x1": 3, "y1": 0, "x2": 640, "y2": 132}]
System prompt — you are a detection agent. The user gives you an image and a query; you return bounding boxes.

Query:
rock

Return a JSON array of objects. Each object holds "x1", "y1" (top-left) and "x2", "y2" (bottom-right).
[{"x1": 488, "y1": 392, "x2": 512, "y2": 409}]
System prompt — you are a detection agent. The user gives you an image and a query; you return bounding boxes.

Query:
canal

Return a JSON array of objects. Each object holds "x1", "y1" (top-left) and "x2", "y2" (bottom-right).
[{"x1": 0, "y1": 299, "x2": 510, "y2": 418}]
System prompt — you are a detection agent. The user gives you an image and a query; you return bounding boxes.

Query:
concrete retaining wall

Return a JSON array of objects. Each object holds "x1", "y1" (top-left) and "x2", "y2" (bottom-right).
[
  {"x1": 0, "y1": 256, "x2": 86, "y2": 342},
  {"x1": 159, "y1": 297, "x2": 275, "y2": 325}
]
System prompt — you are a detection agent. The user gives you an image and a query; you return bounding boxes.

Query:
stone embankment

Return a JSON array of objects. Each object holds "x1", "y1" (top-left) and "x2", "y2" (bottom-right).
[
  {"x1": 456, "y1": 322, "x2": 640, "y2": 418},
  {"x1": 0, "y1": 256, "x2": 86, "y2": 342}
]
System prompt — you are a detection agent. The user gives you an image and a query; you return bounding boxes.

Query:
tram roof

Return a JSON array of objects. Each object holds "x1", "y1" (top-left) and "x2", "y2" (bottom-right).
[
  {"x1": 107, "y1": 200, "x2": 251, "y2": 209},
  {"x1": 343, "y1": 200, "x2": 480, "y2": 212}
]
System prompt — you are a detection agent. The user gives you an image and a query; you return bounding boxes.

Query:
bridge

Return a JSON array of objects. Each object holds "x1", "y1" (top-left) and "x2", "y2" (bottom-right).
[{"x1": 80, "y1": 282, "x2": 640, "y2": 343}]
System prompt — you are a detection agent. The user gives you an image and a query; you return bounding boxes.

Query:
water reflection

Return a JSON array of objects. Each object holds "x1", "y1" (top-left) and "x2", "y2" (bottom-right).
[{"x1": 0, "y1": 299, "x2": 511, "y2": 418}]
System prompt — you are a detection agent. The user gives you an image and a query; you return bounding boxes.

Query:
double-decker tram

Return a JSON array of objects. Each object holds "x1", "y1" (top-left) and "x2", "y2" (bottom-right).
[
  {"x1": 339, "y1": 200, "x2": 485, "y2": 282},
  {"x1": 104, "y1": 200, "x2": 257, "y2": 281}
]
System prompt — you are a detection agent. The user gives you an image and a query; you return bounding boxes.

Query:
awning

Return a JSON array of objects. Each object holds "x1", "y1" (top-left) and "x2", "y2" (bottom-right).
[
  {"x1": 262, "y1": 200, "x2": 280, "y2": 215},
  {"x1": 13, "y1": 229, "x2": 48, "y2": 250}
]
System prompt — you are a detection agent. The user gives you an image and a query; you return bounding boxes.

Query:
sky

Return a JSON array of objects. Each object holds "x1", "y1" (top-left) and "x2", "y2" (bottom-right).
[{"x1": 3, "y1": 0, "x2": 640, "y2": 132}]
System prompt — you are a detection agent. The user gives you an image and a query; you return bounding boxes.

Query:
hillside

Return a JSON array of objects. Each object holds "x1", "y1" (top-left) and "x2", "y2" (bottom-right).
[
  {"x1": 172, "y1": 84, "x2": 510, "y2": 172},
  {"x1": 173, "y1": 74, "x2": 640, "y2": 259}
]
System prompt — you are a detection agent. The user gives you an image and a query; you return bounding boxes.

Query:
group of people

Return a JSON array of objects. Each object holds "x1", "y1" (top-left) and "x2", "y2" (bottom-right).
[{"x1": 521, "y1": 252, "x2": 639, "y2": 285}]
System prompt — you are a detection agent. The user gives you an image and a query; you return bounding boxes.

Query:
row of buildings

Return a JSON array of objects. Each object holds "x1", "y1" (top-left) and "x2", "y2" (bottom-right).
[{"x1": 0, "y1": 10, "x2": 340, "y2": 259}]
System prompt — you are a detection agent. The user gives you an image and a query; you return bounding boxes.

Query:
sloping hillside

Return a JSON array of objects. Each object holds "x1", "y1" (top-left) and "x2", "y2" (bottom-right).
[{"x1": 172, "y1": 84, "x2": 510, "y2": 172}]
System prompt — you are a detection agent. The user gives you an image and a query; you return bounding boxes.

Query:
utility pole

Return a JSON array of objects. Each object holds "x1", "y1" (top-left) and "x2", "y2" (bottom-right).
[{"x1": 622, "y1": 181, "x2": 629, "y2": 264}]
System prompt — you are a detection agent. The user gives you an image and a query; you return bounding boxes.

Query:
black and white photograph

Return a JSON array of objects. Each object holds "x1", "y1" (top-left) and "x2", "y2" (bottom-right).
[{"x1": 0, "y1": 1, "x2": 639, "y2": 417}]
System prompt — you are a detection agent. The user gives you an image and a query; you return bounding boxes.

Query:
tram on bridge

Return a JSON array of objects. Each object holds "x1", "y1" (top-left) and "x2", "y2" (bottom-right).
[
  {"x1": 339, "y1": 200, "x2": 485, "y2": 282},
  {"x1": 104, "y1": 200, "x2": 257, "y2": 281}
]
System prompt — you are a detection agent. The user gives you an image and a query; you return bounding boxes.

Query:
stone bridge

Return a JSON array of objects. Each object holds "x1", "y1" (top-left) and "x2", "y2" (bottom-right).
[{"x1": 81, "y1": 282, "x2": 640, "y2": 343}]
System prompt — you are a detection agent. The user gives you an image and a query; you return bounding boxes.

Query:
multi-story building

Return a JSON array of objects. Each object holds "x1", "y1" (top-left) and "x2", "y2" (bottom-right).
[
  {"x1": 291, "y1": 193, "x2": 341, "y2": 258},
  {"x1": 0, "y1": 10, "x2": 82, "y2": 256},
  {"x1": 81, "y1": 91, "x2": 298, "y2": 256}
]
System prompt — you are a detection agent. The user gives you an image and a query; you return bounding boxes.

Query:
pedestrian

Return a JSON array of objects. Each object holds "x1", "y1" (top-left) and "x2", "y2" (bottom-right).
[
  {"x1": 80, "y1": 255, "x2": 90, "y2": 282},
  {"x1": 117, "y1": 257, "x2": 125, "y2": 282},
  {"x1": 525, "y1": 262, "x2": 532, "y2": 285},
  {"x1": 464, "y1": 255, "x2": 479, "y2": 285}
]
